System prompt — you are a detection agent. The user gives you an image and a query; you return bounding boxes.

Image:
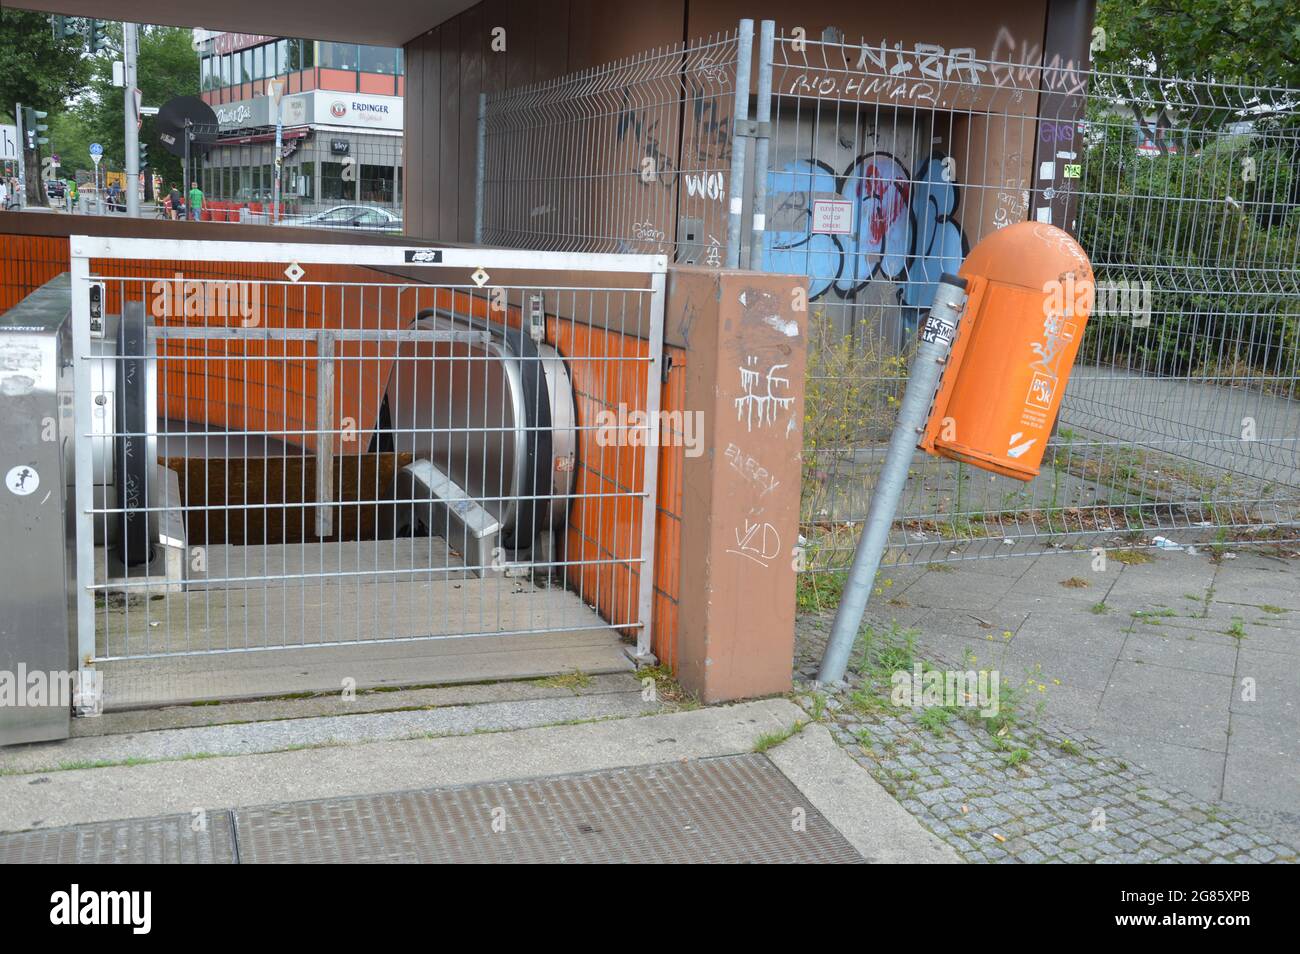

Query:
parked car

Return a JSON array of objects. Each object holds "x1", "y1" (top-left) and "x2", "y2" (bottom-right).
[{"x1": 300, "y1": 205, "x2": 403, "y2": 233}]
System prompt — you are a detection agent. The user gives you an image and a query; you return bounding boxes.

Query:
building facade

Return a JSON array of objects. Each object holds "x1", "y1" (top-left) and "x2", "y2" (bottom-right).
[{"x1": 197, "y1": 33, "x2": 404, "y2": 218}]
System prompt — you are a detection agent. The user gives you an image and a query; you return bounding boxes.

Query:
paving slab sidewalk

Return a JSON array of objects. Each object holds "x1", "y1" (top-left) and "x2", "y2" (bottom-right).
[{"x1": 795, "y1": 541, "x2": 1300, "y2": 860}]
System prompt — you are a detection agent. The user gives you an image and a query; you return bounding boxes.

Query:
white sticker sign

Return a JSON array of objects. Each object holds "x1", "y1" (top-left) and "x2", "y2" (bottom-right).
[
  {"x1": 6, "y1": 464, "x2": 39, "y2": 496},
  {"x1": 811, "y1": 199, "x2": 853, "y2": 235}
]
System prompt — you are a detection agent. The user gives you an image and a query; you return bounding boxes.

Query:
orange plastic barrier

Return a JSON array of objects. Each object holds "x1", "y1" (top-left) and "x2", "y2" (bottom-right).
[{"x1": 919, "y1": 221, "x2": 1093, "y2": 481}]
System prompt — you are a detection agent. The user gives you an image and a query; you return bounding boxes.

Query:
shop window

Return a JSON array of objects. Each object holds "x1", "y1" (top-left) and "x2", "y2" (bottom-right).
[
  {"x1": 298, "y1": 161, "x2": 315, "y2": 200},
  {"x1": 358, "y1": 46, "x2": 395, "y2": 75},
  {"x1": 321, "y1": 161, "x2": 352, "y2": 200},
  {"x1": 358, "y1": 164, "x2": 394, "y2": 204},
  {"x1": 319, "y1": 42, "x2": 359, "y2": 70}
]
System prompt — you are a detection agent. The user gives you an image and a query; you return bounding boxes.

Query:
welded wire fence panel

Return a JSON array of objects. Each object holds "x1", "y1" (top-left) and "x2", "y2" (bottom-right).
[
  {"x1": 1063, "y1": 73, "x2": 1300, "y2": 546},
  {"x1": 479, "y1": 29, "x2": 743, "y2": 262},
  {"x1": 69, "y1": 239, "x2": 665, "y2": 661},
  {"x1": 758, "y1": 31, "x2": 1300, "y2": 570},
  {"x1": 473, "y1": 23, "x2": 1298, "y2": 571}
]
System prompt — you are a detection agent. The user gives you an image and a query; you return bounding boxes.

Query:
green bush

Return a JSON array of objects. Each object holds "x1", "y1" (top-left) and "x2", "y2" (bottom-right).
[{"x1": 1077, "y1": 115, "x2": 1300, "y2": 379}]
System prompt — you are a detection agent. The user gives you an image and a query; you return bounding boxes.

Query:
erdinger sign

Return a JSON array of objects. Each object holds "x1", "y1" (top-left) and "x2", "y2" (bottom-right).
[
  {"x1": 918, "y1": 221, "x2": 1093, "y2": 481},
  {"x1": 317, "y1": 93, "x2": 403, "y2": 130}
]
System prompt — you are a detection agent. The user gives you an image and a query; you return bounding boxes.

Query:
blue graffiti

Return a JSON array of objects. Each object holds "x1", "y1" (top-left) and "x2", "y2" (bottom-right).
[
  {"x1": 763, "y1": 152, "x2": 968, "y2": 336},
  {"x1": 763, "y1": 159, "x2": 842, "y2": 299},
  {"x1": 900, "y1": 156, "x2": 968, "y2": 334}
]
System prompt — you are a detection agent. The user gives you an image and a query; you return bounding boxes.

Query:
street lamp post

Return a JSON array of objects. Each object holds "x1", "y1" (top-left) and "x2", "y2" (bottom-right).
[
  {"x1": 123, "y1": 22, "x2": 140, "y2": 217},
  {"x1": 268, "y1": 79, "x2": 283, "y2": 222}
]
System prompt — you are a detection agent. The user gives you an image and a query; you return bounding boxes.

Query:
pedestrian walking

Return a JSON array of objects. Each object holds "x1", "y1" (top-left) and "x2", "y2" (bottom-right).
[{"x1": 188, "y1": 181, "x2": 204, "y2": 222}]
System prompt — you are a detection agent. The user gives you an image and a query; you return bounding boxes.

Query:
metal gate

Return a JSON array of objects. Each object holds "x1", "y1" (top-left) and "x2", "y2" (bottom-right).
[
  {"x1": 69, "y1": 237, "x2": 666, "y2": 666},
  {"x1": 477, "y1": 22, "x2": 1300, "y2": 571}
]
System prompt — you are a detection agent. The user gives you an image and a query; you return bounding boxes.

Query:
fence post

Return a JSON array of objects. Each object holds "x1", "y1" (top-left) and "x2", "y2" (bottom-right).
[
  {"x1": 724, "y1": 19, "x2": 754, "y2": 269},
  {"x1": 817, "y1": 275, "x2": 969, "y2": 685},
  {"x1": 315, "y1": 331, "x2": 336, "y2": 540},
  {"x1": 746, "y1": 21, "x2": 775, "y2": 270},
  {"x1": 474, "y1": 92, "x2": 487, "y2": 245}
]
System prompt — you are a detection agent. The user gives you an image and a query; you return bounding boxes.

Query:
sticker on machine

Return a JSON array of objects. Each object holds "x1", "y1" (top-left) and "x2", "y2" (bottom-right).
[
  {"x1": 919, "y1": 313, "x2": 956, "y2": 346},
  {"x1": 5, "y1": 464, "x2": 39, "y2": 496}
]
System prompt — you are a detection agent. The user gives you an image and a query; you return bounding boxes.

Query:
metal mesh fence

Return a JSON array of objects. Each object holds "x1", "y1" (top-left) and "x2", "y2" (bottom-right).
[
  {"x1": 785, "y1": 42, "x2": 1299, "y2": 569},
  {"x1": 69, "y1": 240, "x2": 666, "y2": 662},
  {"x1": 472, "y1": 22, "x2": 1300, "y2": 569},
  {"x1": 479, "y1": 27, "x2": 746, "y2": 262}
]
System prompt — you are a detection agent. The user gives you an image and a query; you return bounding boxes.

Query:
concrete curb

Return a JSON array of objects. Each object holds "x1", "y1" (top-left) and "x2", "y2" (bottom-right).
[
  {"x1": 766, "y1": 723, "x2": 963, "y2": 863},
  {"x1": 0, "y1": 698, "x2": 805, "y2": 833},
  {"x1": 1, "y1": 692, "x2": 659, "y2": 775}
]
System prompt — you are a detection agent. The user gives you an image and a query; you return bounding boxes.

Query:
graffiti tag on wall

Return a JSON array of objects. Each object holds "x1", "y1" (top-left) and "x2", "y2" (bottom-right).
[{"x1": 782, "y1": 29, "x2": 1087, "y2": 108}]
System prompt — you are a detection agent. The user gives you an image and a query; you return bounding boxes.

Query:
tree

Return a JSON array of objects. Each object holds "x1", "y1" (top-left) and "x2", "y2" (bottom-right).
[
  {"x1": 0, "y1": 9, "x2": 92, "y2": 203},
  {"x1": 1095, "y1": 0, "x2": 1300, "y2": 89},
  {"x1": 1093, "y1": 0, "x2": 1300, "y2": 208},
  {"x1": 73, "y1": 24, "x2": 199, "y2": 193}
]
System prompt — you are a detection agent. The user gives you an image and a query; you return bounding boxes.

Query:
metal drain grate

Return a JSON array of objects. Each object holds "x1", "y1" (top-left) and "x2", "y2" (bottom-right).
[
  {"x1": 0, "y1": 810, "x2": 238, "y2": 864},
  {"x1": 233, "y1": 754, "x2": 864, "y2": 864},
  {"x1": 0, "y1": 756, "x2": 864, "y2": 863}
]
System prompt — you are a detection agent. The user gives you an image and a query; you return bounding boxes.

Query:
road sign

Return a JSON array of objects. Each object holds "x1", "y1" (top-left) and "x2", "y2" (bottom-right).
[{"x1": 89, "y1": 142, "x2": 103, "y2": 157}]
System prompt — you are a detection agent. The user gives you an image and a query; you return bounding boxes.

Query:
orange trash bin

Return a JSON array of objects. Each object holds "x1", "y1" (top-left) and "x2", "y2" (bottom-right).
[{"x1": 918, "y1": 220, "x2": 1094, "y2": 481}]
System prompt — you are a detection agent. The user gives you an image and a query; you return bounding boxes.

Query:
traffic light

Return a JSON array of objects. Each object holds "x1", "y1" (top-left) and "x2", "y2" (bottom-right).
[
  {"x1": 138, "y1": 141, "x2": 149, "y2": 168},
  {"x1": 51, "y1": 15, "x2": 80, "y2": 39},
  {"x1": 22, "y1": 107, "x2": 50, "y2": 149},
  {"x1": 88, "y1": 19, "x2": 113, "y2": 53}
]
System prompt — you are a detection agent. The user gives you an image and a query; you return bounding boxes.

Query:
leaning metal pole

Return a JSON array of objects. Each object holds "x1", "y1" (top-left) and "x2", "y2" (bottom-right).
[{"x1": 817, "y1": 273, "x2": 970, "y2": 684}]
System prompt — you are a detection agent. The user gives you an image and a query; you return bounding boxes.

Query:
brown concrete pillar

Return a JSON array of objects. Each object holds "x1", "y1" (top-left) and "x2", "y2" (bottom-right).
[{"x1": 666, "y1": 266, "x2": 807, "y2": 703}]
